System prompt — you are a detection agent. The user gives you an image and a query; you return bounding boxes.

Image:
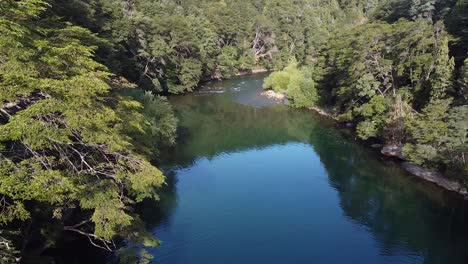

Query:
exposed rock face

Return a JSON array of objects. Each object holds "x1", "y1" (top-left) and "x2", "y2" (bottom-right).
[
  {"x1": 402, "y1": 162, "x2": 468, "y2": 198},
  {"x1": 261, "y1": 90, "x2": 286, "y2": 100},
  {"x1": 381, "y1": 144, "x2": 406, "y2": 160}
]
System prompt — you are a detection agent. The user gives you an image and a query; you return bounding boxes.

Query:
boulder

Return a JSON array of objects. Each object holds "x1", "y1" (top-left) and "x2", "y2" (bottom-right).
[{"x1": 381, "y1": 144, "x2": 406, "y2": 160}]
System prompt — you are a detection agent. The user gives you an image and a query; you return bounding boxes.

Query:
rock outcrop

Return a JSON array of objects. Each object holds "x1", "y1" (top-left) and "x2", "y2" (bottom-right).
[
  {"x1": 381, "y1": 144, "x2": 406, "y2": 160},
  {"x1": 401, "y1": 162, "x2": 468, "y2": 198}
]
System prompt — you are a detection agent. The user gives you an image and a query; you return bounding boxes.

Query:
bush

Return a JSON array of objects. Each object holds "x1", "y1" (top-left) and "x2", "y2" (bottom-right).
[{"x1": 263, "y1": 60, "x2": 320, "y2": 108}]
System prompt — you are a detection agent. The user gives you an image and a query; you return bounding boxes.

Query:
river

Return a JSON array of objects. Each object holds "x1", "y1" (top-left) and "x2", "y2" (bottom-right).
[{"x1": 134, "y1": 74, "x2": 468, "y2": 264}]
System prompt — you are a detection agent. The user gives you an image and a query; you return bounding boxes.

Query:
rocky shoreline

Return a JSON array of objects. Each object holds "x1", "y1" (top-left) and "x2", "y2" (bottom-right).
[
  {"x1": 206, "y1": 68, "x2": 270, "y2": 81},
  {"x1": 381, "y1": 144, "x2": 468, "y2": 198},
  {"x1": 261, "y1": 89, "x2": 468, "y2": 199}
]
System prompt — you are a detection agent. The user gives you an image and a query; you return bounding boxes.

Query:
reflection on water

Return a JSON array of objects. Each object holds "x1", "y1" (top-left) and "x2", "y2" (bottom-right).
[{"x1": 139, "y1": 74, "x2": 468, "y2": 264}]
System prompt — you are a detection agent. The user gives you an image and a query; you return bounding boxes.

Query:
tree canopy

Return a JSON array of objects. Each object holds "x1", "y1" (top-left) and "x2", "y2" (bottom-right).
[
  {"x1": 262, "y1": 0, "x2": 467, "y2": 179},
  {"x1": 0, "y1": 0, "x2": 176, "y2": 262}
]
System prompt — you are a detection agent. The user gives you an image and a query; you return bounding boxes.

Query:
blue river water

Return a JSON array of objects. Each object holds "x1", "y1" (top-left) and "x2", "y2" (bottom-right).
[{"x1": 138, "y1": 74, "x2": 468, "y2": 264}]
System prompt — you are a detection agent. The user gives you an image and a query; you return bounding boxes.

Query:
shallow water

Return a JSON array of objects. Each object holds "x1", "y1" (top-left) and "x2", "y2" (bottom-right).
[{"x1": 140, "y1": 74, "x2": 468, "y2": 264}]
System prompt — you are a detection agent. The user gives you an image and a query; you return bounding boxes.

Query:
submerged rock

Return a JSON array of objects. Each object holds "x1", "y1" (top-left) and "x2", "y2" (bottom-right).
[
  {"x1": 402, "y1": 162, "x2": 468, "y2": 198},
  {"x1": 381, "y1": 144, "x2": 406, "y2": 160}
]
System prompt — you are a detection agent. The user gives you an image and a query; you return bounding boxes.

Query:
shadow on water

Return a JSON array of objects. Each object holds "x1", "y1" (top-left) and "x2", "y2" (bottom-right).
[
  {"x1": 132, "y1": 75, "x2": 468, "y2": 264},
  {"x1": 137, "y1": 170, "x2": 179, "y2": 229},
  {"x1": 309, "y1": 121, "x2": 468, "y2": 263}
]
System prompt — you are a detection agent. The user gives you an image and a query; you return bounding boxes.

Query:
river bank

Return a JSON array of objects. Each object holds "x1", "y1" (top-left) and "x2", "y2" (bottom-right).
[
  {"x1": 204, "y1": 68, "x2": 270, "y2": 82},
  {"x1": 239, "y1": 68, "x2": 270, "y2": 75},
  {"x1": 261, "y1": 89, "x2": 468, "y2": 199}
]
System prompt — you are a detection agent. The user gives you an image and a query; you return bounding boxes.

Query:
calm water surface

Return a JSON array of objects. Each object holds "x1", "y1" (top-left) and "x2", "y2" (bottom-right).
[{"x1": 138, "y1": 74, "x2": 468, "y2": 264}]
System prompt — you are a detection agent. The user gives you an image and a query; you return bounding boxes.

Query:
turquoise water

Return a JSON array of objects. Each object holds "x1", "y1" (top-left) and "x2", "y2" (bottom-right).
[{"x1": 140, "y1": 74, "x2": 468, "y2": 264}]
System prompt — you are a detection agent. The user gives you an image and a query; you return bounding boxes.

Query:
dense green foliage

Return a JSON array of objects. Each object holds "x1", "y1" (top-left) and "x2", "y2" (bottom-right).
[
  {"x1": 264, "y1": 0, "x2": 467, "y2": 179},
  {"x1": 0, "y1": 0, "x2": 176, "y2": 261},
  {"x1": 327, "y1": 20, "x2": 454, "y2": 136},
  {"x1": 43, "y1": 0, "x2": 379, "y2": 94},
  {"x1": 263, "y1": 60, "x2": 321, "y2": 108},
  {"x1": 404, "y1": 100, "x2": 467, "y2": 170}
]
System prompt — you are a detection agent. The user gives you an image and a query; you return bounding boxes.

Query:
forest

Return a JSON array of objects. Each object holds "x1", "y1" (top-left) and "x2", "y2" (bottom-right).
[
  {"x1": 0, "y1": 0, "x2": 467, "y2": 263},
  {"x1": 263, "y1": 0, "x2": 467, "y2": 180}
]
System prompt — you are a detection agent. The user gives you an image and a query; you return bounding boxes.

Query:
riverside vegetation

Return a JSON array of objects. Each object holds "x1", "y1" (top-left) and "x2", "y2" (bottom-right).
[
  {"x1": 263, "y1": 1, "x2": 468, "y2": 183},
  {"x1": 0, "y1": 0, "x2": 467, "y2": 263}
]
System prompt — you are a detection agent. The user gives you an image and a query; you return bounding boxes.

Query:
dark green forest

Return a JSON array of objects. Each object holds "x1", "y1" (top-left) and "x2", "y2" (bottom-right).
[
  {"x1": 263, "y1": 0, "x2": 467, "y2": 179},
  {"x1": 0, "y1": 0, "x2": 467, "y2": 262}
]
